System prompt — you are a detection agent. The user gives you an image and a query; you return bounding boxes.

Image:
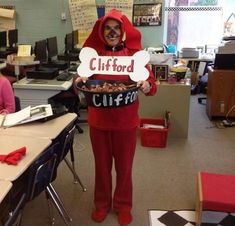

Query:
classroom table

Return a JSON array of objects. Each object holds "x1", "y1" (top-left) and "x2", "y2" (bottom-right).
[
  {"x1": 0, "y1": 113, "x2": 77, "y2": 140},
  {"x1": 0, "y1": 135, "x2": 51, "y2": 181},
  {"x1": 13, "y1": 77, "x2": 73, "y2": 109},
  {"x1": 0, "y1": 180, "x2": 12, "y2": 221},
  {"x1": 0, "y1": 180, "x2": 12, "y2": 203}
]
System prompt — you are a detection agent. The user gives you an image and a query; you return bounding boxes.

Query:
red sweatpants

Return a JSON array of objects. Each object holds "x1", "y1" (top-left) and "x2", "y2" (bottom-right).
[{"x1": 89, "y1": 126, "x2": 136, "y2": 213}]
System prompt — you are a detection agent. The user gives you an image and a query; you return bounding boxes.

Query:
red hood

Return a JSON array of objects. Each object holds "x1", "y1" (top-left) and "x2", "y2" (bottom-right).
[{"x1": 83, "y1": 9, "x2": 142, "y2": 53}]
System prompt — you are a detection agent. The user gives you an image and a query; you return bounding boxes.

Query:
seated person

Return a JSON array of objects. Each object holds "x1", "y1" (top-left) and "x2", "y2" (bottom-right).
[{"x1": 0, "y1": 74, "x2": 15, "y2": 114}]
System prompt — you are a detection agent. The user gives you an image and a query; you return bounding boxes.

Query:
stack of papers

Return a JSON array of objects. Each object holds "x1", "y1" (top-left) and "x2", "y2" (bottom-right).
[
  {"x1": 142, "y1": 124, "x2": 164, "y2": 129},
  {"x1": 0, "y1": 104, "x2": 53, "y2": 128}
]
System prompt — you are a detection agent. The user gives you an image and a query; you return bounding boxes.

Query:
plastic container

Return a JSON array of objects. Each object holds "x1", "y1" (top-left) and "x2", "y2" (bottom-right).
[
  {"x1": 139, "y1": 118, "x2": 170, "y2": 148},
  {"x1": 76, "y1": 80, "x2": 139, "y2": 108}
]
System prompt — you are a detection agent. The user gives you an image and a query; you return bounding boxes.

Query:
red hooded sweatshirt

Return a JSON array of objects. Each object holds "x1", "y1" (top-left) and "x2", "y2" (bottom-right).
[{"x1": 83, "y1": 9, "x2": 157, "y2": 130}]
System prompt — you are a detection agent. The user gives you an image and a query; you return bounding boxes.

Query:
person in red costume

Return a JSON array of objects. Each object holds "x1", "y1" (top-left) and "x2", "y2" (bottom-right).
[{"x1": 75, "y1": 9, "x2": 157, "y2": 225}]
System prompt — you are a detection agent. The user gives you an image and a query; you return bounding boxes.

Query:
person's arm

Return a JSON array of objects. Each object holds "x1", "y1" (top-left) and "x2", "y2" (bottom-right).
[
  {"x1": 1, "y1": 79, "x2": 15, "y2": 113},
  {"x1": 146, "y1": 65, "x2": 157, "y2": 96},
  {"x1": 138, "y1": 65, "x2": 157, "y2": 96}
]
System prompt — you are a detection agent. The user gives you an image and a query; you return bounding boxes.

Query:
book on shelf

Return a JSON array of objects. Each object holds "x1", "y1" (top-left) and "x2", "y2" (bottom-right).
[{"x1": 0, "y1": 104, "x2": 53, "y2": 128}]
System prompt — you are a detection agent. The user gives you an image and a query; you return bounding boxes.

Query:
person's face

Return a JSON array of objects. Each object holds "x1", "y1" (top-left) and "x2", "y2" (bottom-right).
[{"x1": 103, "y1": 19, "x2": 121, "y2": 47}]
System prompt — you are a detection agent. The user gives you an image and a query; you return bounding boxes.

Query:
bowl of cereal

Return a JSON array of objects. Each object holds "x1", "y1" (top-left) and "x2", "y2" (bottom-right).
[{"x1": 76, "y1": 80, "x2": 139, "y2": 108}]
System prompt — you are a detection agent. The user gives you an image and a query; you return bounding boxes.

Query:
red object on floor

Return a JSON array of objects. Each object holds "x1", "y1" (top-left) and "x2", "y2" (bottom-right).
[
  {"x1": 91, "y1": 209, "x2": 108, "y2": 223},
  {"x1": 117, "y1": 211, "x2": 132, "y2": 226},
  {"x1": 0, "y1": 146, "x2": 26, "y2": 165},
  {"x1": 139, "y1": 118, "x2": 170, "y2": 148},
  {"x1": 200, "y1": 171, "x2": 235, "y2": 212}
]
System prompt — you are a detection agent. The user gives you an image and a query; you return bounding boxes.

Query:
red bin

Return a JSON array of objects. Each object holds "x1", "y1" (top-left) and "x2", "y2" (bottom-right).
[{"x1": 139, "y1": 118, "x2": 170, "y2": 148}]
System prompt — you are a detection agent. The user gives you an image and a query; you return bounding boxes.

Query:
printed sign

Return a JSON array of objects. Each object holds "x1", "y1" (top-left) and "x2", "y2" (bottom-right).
[
  {"x1": 87, "y1": 89, "x2": 138, "y2": 107},
  {"x1": 76, "y1": 80, "x2": 139, "y2": 108},
  {"x1": 77, "y1": 47, "x2": 150, "y2": 82}
]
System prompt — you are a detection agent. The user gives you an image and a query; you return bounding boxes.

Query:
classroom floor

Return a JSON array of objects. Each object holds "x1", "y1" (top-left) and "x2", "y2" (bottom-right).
[{"x1": 21, "y1": 95, "x2": 235, "y2": 226}]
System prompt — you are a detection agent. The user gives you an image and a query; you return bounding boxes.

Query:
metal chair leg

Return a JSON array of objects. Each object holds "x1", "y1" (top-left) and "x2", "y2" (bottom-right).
[
  {"x1": 46, "y1": 187, "x2": 71, "y2": 225},
  {"x1": 48, "y1": 184, "x2": 72, "y2": 222},
  {"x1": 64, "y1": 157, "x2": 87, "y2": 192},
  {"x1": 45, "y1": 191, "x2": 55, "y2": 225}
]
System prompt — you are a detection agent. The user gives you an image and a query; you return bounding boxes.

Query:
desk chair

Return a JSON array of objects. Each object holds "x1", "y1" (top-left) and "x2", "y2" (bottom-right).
[
  {"x1": 50, "y1": 86, "x2": 87, "y2": 134},
  {"x1": 25, "y1": 142, "x2": 72, "y2": 225},
  {"x1": 15, "y1": 96, "x2": 21, "y2": 112},
  {"x1": 4, "y1": 193, "x2": 26, "y2": 226},
  {"x1": 53, "y1": 123, "x2": 87, "y2": 192},
  {"x1": 197, "y1": 62, "x2": 213, "y2": 104},
  {"x1": 198, "y1": 96, "x2": 207, "y2": 104},
  {"x1": 195, "y1": 171, "x2": 235, "y2": 226}
]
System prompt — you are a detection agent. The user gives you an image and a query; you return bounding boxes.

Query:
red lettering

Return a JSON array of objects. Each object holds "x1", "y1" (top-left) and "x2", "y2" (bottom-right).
[
  {"x1": 90, "y1": 58, "x2": 96, "y2": 70},
  {"x1": 98, "y1": 58, "x2": 101, "y2": 70},
  {"x1": 117, "y1": 65, "x2": 123, "y2": 72},
  {"x1": 127, "y1": 60, "x2": 134, "y2": 72},
  {"x1": 112, "y1": 58, "x2": 118, "y2": 71}
]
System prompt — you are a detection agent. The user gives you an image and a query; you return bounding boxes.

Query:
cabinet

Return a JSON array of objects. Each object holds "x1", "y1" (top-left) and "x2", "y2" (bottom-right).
[
  {"x1": 139, "y1": 82, "x2": 191, "y2": 138},
  {"x1": 206, "y1": 67, "x2": 235, "y2": 119}
]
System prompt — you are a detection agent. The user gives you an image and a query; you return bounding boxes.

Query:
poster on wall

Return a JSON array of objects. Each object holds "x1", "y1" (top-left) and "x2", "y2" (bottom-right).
[
  {"x1": 133, "y1": 3, "x2": 162, "y2": 26},
  {"x1": 68, "y1": 0, "x2": 98, "y2": 46},
  {"x1": 0, "y1": 6, "x2": 16, "y2": 31},
  {"x1": 105, "y1": 0, "x2": 133, "y2": 22}
]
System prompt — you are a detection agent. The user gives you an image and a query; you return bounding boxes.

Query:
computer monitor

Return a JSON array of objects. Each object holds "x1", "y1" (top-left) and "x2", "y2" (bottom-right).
[
  {"x1": 65, "y1": 33, "x2": 73, "y2": 53},
  {"x1": 214, "y1": 54, "x2": 235, "y2": 70},
  {"x1": 34, "y1": 39, "x2": 47, "y2": 63},
  {"x1": 47, "y1": 36, "x2": 58, "y2": 62},
  {"x1": 8, "y1": 29, "x2": 18, "y2": 47},
  {"x1": 0, "y1": 31, "x2": 7, "y2": 48}
]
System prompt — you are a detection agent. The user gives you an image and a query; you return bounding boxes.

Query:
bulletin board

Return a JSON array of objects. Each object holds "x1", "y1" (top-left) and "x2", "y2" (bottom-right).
[
  {"x1": 105, "y1": 0, "x2": 133, "y2": 22},
  {"x1": 68, "y1": 0, "x2": 98, "y2": 45},
  {"x1": 0, "y1": 6, "x2": 16, "y2": 31}
]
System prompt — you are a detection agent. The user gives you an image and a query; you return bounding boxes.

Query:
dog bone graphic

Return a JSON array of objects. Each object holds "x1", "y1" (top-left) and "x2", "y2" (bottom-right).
[{"x1": 77, "y1": 47, "x2": 150, "y2": 82}]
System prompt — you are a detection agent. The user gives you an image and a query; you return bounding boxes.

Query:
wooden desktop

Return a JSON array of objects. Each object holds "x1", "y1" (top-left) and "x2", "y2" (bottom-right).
[
  {"x1": 0, "y1": 113, "x2": 77, "y2": 140},
  {"x1": 206, "y1": 66, "x2": 235, "y2": 119},
  {"x1": 0, "y1": 135, "x2": 51, "y2": 181},
  {"x1": 0, "y1": 113, "x2": 77, "y2": 181}
]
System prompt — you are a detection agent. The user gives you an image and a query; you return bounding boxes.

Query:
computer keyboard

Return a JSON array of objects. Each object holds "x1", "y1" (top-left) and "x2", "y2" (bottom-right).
[
  {"x1": 57, "y1": 72, "x2": 73, "y2": 81},
  {"x1": 68, "y1": 65, "x2": 78, "y2": 72}
]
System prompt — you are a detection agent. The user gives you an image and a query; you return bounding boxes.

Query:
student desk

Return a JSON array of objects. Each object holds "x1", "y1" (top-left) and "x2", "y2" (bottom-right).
[
  {"x1": 139, "y1": 81, "x2": 191, "y2": 138},
  {"x1": 13, "y1": 77, "x2": 73, "y2": 109},
  {"x1": 0, "y1": 113, "x2": 77, "y2": 140},
  {"x1": 0, "y1": 135, "x2": 51, "y2": 181},
  {"x1": 0, "y1": 181, "x2": 12, "y2": 203},
  {"x1": 0, "y1": 180, "x2": 12, "y2": 219}
]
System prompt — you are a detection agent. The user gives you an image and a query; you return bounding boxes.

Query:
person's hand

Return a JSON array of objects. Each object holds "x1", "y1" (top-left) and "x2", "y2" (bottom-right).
[
  {"x1": 6, "y1": 54, "x2": 16, "y2": 64},
  {"x1": 137, "y1": 80, "x2": 152, "y2": 94},
  {"x1": 74, "y1": 76, "x2": 88, "y2": 84}
]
